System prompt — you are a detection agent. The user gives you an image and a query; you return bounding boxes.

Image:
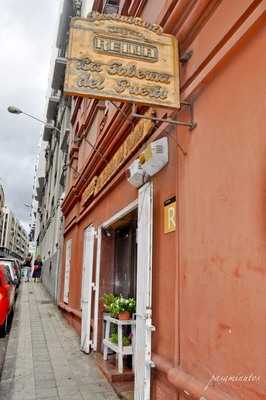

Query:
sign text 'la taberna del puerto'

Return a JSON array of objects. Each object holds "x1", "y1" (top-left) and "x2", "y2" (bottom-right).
[{"x1": 64, "y1": 12, "x2": 180, "y2": 109}]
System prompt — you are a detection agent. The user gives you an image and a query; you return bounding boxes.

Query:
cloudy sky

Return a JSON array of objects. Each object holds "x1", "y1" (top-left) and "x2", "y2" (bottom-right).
[{"x1": 0, "y1": 0, "x2": 61, "y2": 231}]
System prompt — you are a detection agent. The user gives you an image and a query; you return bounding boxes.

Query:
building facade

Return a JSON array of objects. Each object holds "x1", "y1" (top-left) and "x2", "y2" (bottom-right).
[
  {"x1": 35, "y1": 0, "x2": 94, "y2": 301},
  {"x1": 56, "y1": 1, "x2": 266, "y2": 399},
  {"x1": 0, "y1": 185, "x2": 4, "y2": 212},
  {"x1": 0, "y1": 206, "x2": 28, "y2": 260},
  {"x1": 0, "y1": 185, "x2": 5, "y2": 246}
]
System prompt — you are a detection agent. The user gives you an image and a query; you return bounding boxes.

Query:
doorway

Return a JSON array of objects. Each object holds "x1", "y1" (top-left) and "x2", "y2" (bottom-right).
[
  {"x1": 113, "y1": 212, "x2": 137, "y2": 299},
  {"x1": 82, "y1": 183, "x2": 154, "y2": 400}
]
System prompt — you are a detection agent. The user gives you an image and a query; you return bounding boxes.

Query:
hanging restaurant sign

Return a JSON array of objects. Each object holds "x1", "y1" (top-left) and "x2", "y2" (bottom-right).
[{"x1": 64, "y1": 12, "x2": 180, "y2": 109}]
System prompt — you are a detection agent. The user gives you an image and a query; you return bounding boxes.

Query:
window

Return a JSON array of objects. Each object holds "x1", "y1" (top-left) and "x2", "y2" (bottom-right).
[{"x1": 103, "y1": 0, "x2": 120, "y2": 14}]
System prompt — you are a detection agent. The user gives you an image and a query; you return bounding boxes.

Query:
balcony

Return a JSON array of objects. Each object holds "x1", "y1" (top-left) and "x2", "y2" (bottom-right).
[
  {"x1": 56, "y1": 0, "x2": 73, "y2": 50},
  {"x1": 35, "y1": 189, "x2": 41, "y2": 202},
  {"x1": 51, "y1": 57, "x2": 67, "y2": 91},
  {"x1": 60, "y1": 129, "x2": 70, "y2": 152},
  {"x1": 43, "y1": 121, "x2": 55, "y2": 142},
  {"x1": 46, "y1": 91, "x2": 60, "y2": 121},
  {"x1": 59, "y1": 166, "x2": 67, "y2": 186},
  {"x1": 36, "y1": 176, "x2": 45, "y2": 203},
  {"x1": 38, "y1": 176, "x2": 45, "y2": 190}
]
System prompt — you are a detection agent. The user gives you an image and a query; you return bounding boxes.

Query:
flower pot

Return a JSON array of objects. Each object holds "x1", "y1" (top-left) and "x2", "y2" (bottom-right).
[{"x1": 118, "y1": 311, "x2": 130, "y2": 320}]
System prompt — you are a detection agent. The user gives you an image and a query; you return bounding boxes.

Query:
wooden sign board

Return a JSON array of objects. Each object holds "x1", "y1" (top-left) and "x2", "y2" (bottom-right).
[
  {"x1": 164, "y1": 196, "x2": 176, "y2": 233},
  {"x1": 64, "y1": 12, "x2": 180, "y2": 109}
]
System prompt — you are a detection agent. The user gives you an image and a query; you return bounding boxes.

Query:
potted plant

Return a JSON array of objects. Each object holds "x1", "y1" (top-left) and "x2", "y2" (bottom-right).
[
  {"x1": 101, "y1": 292, "x2": 117, "y2": 314},
  {"x1": 111, "y1": 332, "x2": 132, "y2": 347},
  {"x1": 110, "y1": 296, "x2": 136, "y2": 320}
]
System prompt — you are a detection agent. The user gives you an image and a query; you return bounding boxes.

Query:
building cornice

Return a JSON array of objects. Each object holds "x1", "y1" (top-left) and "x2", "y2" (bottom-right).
[
  {"x1": 69, "y1": 145, "x2": 79, "y2": 162},
  {"x1": 61, "y1": 103, "x2": 133, "y2": 215},
  {"x1": 80, "y1": 100, "x2": 105, "y2": 138},
  {"x1": 75, "y1": 103, "x2": 132, "y2": 189},
  {"x1": 71, "y1": 97, "x2": 83, "y2": 125},
  {"x1": 61, "y1": 187, "x2": 80, "y2": 216}
]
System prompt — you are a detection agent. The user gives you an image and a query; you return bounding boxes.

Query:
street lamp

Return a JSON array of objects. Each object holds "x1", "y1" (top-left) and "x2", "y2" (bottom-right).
[
  {"x1": 8, "y1": 104, "x2": 108, "y2": 165},
  {"x1": 24, "y1": 203, "x2": 33, "y2": 209},
  {"x1": 7, "y1": 105, "x2": 61, "y2": 134}
]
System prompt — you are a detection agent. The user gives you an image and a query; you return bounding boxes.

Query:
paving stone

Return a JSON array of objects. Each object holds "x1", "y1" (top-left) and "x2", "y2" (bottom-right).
[
  {"x1": 11, "y1": 394, "x2": 35, "y2": 400},
  {"x1": 81, "y1": 393, "x2": 107, "y2": 400},
  {"x1": 57, "y1": 384, "x2": 79, "y2": 397},
  {"x1": 36, "y1": 398, "x2": 59, "y2": 400},
  {"x1": 85, "y1": 381, "x2": 115, "y2": 393},
  {"x1": 60, "y1": 395, "x2": 83, "y2": 400},
  {"x1": 103, "y1": 394, "x2": 121, "y2": 400},
  {"x1": 35, "y1": 372, "x2": 55, "y2": 382},
  {"x1": 35, "y1": 379, "x2": 57, "y2": 389},
  {"x1": 35, "y1": 387, "x2": 59, "y2": 398}
]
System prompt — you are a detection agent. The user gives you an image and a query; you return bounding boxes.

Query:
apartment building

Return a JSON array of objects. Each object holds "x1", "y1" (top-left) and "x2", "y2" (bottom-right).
[
  {"x1": 0, "y1": 206, "x2": 28, "y2": 260},
  {"x1": 35, "y1": 0, "x2": 93, "y2": 301},
  {"x1": 0, "y1": 185, "x2": 4, "y2": 211},
  {"x1": 0, "y1": 185, "x2": 5, "y2": 245}
]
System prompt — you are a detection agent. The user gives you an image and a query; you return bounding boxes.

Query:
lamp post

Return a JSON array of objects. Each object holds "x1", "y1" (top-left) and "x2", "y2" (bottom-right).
[
  {"x1": 7, "y1": 104, "x2": 108, "y2": 166},
  {"x1": 7, "y1": 105, "x2": 61, "y2": 134},
  {"x1": 24, "y1": 203, "x2": 33, "y2": 209}
]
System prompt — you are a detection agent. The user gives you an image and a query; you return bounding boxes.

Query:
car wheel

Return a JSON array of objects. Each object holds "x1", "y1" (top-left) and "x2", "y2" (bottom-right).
[{"x1": 0, "y1": 316, "x2": 8, "y2": 338}]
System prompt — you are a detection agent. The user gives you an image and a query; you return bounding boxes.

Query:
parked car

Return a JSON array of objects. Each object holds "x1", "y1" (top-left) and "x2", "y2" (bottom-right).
[
  {"x1": 0, "y1": 258, "x2": 21, "y2": 288},
  {"x1": 0, "y1": 264, "x2": 16, "y2": 337}
]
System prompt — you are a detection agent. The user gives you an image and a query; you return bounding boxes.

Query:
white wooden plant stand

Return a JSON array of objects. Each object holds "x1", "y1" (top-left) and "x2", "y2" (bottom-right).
[{"x1": 103, "y1": 314, "x2": 136, "y2": 374}]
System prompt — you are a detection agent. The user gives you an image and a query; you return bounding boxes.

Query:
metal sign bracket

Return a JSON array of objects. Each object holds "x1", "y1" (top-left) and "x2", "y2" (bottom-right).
[{"x1": 131, "y1": 102, "x2": 197, "y2": 131}]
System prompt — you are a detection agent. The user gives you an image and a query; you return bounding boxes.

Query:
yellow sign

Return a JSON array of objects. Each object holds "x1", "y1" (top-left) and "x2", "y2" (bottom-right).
[
  {"x1": 94, "y1": 111, "x2": 153, "y2": 194},
  {"x1": 164, "y1": 197, "x2": 176, "y2": 233},
  {"x1": 81, "y1": 111, "x2": 154, "y2": 206},
  {"x1": 81, "y1": 176, "x2": 97, "y2": 207},
  {"x1": 64, "y1": 12, "x2": 180, "y2": 109}
]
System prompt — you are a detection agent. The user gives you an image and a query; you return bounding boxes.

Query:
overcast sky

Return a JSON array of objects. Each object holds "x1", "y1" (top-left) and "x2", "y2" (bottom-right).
[{"x1": 0, "y1": 0, "x2": 61, "y2": 231}]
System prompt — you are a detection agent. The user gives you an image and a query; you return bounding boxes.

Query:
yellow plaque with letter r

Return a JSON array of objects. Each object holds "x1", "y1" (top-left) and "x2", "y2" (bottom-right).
[
  {"x1": 64, "y1": 12, "x2": 180, "y2": 109},
  {"x1": 164, "y1": 196, "x2": 176, "y2": 233}
]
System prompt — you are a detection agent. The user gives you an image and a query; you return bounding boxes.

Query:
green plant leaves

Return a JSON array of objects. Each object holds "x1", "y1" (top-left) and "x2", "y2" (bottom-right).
[{"x1": 102, "y1": 293, "x2": 136, "y2": 317}]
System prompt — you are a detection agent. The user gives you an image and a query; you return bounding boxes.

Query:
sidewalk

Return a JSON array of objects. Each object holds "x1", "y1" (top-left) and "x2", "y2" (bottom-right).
[{"x1": 0, "y1": 282, "x2": 119, "y2": 400}]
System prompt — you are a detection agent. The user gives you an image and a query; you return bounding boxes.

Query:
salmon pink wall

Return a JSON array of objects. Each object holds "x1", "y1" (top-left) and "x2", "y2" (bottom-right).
[{"x1": 179, "y1": 20, "x2": 266, "y2": 400}]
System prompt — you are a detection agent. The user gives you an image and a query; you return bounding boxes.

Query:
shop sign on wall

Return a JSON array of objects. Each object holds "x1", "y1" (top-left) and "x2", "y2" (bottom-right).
[
  {"x1": 64, "y1": 12, "x2": 180, "y2": 109},
  {"x1": 81, "y1": 176, "x2": 97, "y2": 206},
  {"x1": 164, "y1": 196, "x2": 176, "y2": 233},
  {"x1": 81, "y1": 111, "x2": 154, "y2": 207}
]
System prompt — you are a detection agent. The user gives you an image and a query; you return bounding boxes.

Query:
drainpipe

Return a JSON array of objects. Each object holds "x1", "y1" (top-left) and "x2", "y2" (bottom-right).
[{"x1": 152, "y1": 354, "x2": 232, "y2": 400}]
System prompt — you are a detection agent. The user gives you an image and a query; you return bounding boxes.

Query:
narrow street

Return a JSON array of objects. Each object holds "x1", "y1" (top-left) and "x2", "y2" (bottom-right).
[{"x1": 0, "y1": 283, "x2": 118, "y2": 400}]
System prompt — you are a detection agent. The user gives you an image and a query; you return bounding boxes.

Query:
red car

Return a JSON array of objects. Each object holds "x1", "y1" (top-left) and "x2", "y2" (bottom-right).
[{"x1": 0, "y1": 264, "x2": 15, "y2": 337}]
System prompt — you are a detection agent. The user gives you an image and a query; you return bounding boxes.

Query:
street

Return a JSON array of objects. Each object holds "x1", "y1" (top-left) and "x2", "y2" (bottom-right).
[{"x1": 0, "y1": 283, "x2": 119, "y2": 400}]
